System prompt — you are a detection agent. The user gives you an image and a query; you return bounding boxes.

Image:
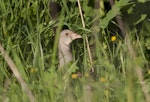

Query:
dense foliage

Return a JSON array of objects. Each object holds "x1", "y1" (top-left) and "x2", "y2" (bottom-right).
[{"x1": 0, "y1": 0, "x2": 150, "y2": 102}]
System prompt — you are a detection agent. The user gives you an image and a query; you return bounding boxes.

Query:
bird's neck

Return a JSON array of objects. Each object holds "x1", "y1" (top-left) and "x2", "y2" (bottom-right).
[{"x1": 58, "y1": 42, "x2": 73, "y2": 67}]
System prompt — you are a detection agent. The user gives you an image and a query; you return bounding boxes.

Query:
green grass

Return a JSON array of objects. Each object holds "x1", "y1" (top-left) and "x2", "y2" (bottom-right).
[{"x1": 0, "y1": 0, "x2": 150, "y2": 102}]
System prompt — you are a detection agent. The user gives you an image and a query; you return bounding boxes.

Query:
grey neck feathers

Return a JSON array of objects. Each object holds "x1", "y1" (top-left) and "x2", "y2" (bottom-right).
[{"x1": 58, "y1": 42, "x2": 73, "y2": 67}]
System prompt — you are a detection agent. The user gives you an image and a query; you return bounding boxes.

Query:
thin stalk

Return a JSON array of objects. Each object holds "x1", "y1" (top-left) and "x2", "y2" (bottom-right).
[
  {"x1": 77, "y1": 0, "x2": 94, "y2": 72},
  {"x1": 0, "y1": 43, "x2": 36, "y2": 102}
]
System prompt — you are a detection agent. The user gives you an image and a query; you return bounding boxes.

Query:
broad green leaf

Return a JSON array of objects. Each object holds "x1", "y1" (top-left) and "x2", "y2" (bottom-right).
[
  {"x1": 100, "y1": 0, "x2": 130, "y2": 28},
  {"x1": 134, "y1": 14, "x2": 147, "y2": 25},
  {"x1": 100, "y1": 5, "x2": 120, "y2": 28},
  {"x1": 138, "y1": 0, "x2": 146, "y2": 3}
]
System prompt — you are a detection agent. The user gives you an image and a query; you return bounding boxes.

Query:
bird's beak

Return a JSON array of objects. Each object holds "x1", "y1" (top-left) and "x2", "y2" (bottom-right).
[{"x1": 71, "y1": 33, "x2": 82, "y2": 40}]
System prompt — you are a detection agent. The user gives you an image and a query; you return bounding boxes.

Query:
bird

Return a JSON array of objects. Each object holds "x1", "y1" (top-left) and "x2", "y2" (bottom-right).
[{"x1": 58, "y1": 29, "x2": 82, "y2": 67}]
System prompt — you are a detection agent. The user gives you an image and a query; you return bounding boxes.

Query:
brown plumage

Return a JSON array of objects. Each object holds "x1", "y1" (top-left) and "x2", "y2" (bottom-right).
[{"x1": 58, "y1": 29, "x2": 82, "y2": 67}]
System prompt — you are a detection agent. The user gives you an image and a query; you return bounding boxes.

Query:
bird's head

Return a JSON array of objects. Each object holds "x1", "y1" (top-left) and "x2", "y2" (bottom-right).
[{"x1": 59, "y1": 29, "x2": 82, "y2": 45}]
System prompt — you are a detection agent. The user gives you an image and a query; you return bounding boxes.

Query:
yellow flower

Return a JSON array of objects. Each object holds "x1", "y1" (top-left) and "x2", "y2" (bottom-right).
[
  {"x1": 111, "y1": 36, "x2": 117, "y2": 41},
  {"x1": 85, "y1": 73, "x2": 89, "y2": 77},
  {"x1": 30, "y1": 68, "x2": 38, "y2": 73},
  {"x1": 105, "y1": 89, "x2": 110, "y2": 95},
  {"x1": 71, "y1": 74, "x2": 78, "y2": 79},
  {"x1": 99, "y1": 77, "x2": 106, "y2": 83},
  {"x1": 148, "y1": 70, "x2": 150, "y2": 74}
]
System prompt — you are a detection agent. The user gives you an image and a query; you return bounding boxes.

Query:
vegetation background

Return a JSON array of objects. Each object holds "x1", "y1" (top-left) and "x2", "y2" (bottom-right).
[{"x1": 0, "y1": 0, "x2": 150, "y2": 102}]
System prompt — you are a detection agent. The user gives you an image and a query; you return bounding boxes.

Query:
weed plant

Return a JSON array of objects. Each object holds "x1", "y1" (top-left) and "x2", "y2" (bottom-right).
[{"x1": 0, "y1": 0, "x2": 150, "y2": 102}]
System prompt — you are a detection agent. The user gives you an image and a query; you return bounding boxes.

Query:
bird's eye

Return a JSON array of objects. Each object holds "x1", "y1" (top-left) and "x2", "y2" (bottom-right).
[{"x1": 65, "y1": 33, "x2": 69, "y2": 36}]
